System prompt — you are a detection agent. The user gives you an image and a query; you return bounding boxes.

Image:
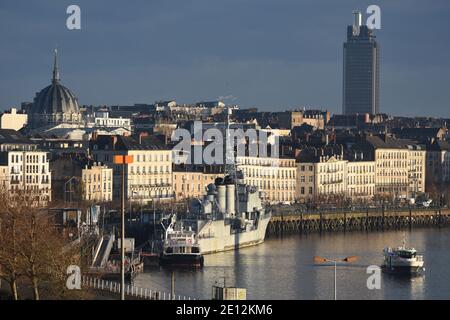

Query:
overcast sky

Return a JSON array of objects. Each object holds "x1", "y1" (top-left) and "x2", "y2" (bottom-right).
[{"x1": 1, "y1": 0, "x2": 449, "y2": 117}]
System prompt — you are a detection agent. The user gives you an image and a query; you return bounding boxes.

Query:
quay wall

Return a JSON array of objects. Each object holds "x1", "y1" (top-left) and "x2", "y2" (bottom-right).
[{"x1": 266, "y1": 207, "x2": 450, "y2": 236}]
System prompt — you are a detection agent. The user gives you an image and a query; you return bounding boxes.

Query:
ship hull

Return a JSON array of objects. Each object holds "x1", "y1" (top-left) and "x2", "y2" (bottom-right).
[
  {"x1": 382, "y1": 264, "x2": 424, "y2": 274},
  {"x1": 160, "y1": 253, "x2": 204, "y2": 268},
  {"x1": 197, "y1": 214, "x2": 271, "y2": 255}
]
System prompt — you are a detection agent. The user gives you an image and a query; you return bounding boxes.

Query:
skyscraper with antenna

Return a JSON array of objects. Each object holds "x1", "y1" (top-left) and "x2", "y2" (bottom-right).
[{"x1": 342, "y1": 11, "x2": 380, "y2": 115}]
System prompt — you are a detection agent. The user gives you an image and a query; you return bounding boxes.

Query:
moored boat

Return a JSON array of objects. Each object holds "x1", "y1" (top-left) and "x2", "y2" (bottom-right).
[
  {"x1": 160, "y1": 215, "x2": 204, "y2": 267},
  {"x1": 382, "y1": 240, "x2": 425, "y2": 274}
]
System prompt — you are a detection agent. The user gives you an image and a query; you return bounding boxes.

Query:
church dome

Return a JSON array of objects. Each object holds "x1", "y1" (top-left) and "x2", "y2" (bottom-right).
[
  {"x1": 33, "y1": 83, "x2": 79, "y2": 115},
  {"x1": 30, "y1": 49, "x2": 82, "y2": 127}
]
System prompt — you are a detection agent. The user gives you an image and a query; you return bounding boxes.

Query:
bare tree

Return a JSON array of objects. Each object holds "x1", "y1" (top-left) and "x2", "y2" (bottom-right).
[{"x1": 0, "y1": 191, "x2": 22, "y2": 300}]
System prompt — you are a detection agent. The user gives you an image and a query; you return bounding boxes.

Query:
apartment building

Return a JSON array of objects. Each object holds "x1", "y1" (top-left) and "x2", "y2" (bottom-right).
[
  {"x1": 426, "y1": 141, "x2": 450, "y2": 185},
  {"x1": 0, "y1": 107, "x2": 28, "y2": 131},
  {"x1": 359, "y1": 135, "x2": 427, "y2": 199},
  {"x1": 296, "y1": 152, "x2": 375, "y2": 203},
  {"x1": 81, "y1": 162, "x2": 113, "y2": 202},
  {"x1": 237, "y1": 156, "x2": 296, "y2": 204},
  {"x1": 296, "y1": 162, "x2": 315, "y2": 201},
  {"x1": 347, "y1": 161, "x2": 376, "y2": 200},
  {"x1": 0, "y1": 129, "x2": 51, "y2": 203},
  {"x1": 314, "y1": 155, "x2": 347, "y2": 199},
  {"x1": 278, "y1": 110, "x2": 326, "y2": 130},
  {"x1": 0, "y1": 165, "x2": 8, "y2": 189},
  {"x1": 172, "y1": 168, "x2": 223, "y2": 200},
  {"x1": 90, "y1": 133, "x2": 173, "y2": 204},
  {"x1": 93, "y1": 110, "x2": 132, "y2": 131}
]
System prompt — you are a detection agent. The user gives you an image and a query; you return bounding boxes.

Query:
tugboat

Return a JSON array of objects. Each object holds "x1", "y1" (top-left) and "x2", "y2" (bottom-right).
[
  {"x1": 160, "y1": 215, "x2": 204, "y2": 267},
  {"x1": 382, "y1": 239, "x2": 425, "y2": 274}
]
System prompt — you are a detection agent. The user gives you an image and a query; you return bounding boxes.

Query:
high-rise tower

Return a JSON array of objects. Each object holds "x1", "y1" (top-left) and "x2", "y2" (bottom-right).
[{"x1": 342, "y1": 11, "x2": 380, "y2": 115}]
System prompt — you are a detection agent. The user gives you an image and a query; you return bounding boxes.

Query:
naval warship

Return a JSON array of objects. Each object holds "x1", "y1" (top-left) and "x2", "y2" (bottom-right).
[{"x1": 160, "y1": 174, "x2": 271, "y2": 266}]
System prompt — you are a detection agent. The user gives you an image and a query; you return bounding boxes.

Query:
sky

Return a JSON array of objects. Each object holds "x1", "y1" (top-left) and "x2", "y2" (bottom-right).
[{"x1": 1, "y1": 0, "x2": 449, "y2": 117}]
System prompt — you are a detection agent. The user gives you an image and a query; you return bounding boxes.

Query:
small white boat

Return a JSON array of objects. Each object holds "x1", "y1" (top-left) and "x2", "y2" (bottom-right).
[
  {"x1": 160, "y1": 215, "x2": 204, "y2": 268},
  {"x1": 382, "y1": 239, "x2": 425, "y2": 274}
]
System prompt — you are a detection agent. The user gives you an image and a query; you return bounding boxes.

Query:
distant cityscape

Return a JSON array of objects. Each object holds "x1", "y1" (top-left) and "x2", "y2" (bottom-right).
[
  {"x1": 1, "y1": 11, "x2": 449, "y2": 211},
  {"x1": 1, "y1": 4, "x2": 450, "y2": 303}
]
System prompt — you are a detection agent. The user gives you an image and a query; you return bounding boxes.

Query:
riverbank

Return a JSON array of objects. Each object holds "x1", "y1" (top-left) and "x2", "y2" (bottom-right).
[{"x1": 267, "y1": 207, "x2": 450, "y2": 236}]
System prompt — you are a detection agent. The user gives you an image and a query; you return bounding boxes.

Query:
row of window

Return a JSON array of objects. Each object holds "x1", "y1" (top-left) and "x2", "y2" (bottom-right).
[
  {"x1": 85, "y1": 183, "x2": 112, "y2": 193},
  {"x1": 348, "y1": 176, "x2": 375, "y2": 184},
  {"x1": 134, "y1": 154, "x2": 170, "y2": 162},
  {"x1": 348, "y1": 165, "x2": 374, "y2": 174},
  {"x1": 299, "y1": 165, "x2": 314, "y2": 172},
  {"x1": 378, "y1": 152, "x2": 408, "y2": 160},
  {"x1": 246, "y1": 179, "x2": 296, "y2": 190},
  {"x1": 242, "y1": 167, "x2": 296, "y2": 179},
  {"x1": 128, "y1": 177, "x2": 171, "y2": 185},
  {"x1": 128, "y1": 166, "x2": 171, "y2": 174},
  {"x1": 83, "y1": 173, "x2": 112, "y2": 182},
  {"x1": 238, "y1": 158, "x2": 295, "y2": 167},
  {"x1": 10, "y1": 154, "x2": 47, "y2": 164}
]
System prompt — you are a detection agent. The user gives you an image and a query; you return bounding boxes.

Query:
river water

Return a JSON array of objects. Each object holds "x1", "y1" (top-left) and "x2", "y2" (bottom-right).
[{"x1": 133, "y1": 227, "x2": 450, "y2": 300}]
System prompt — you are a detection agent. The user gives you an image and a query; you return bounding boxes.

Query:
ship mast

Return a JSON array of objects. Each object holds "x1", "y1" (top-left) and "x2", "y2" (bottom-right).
[{"x1": 225, "y1": 106, "x2": 239, "y2": 217}]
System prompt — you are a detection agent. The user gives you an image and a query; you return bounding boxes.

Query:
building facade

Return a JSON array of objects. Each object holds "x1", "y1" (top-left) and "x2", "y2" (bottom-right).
[
  {"x1": 90, "y1": 134, "x2": 173, "y2": 204},
  {"x1": 237, "y1": 156, "x2": 296, "y2": 204},
  {"x1": 296, "y1": 162, "x2": 315, "y2": 202},
  {"x1": 0, "y1": 129, "x2": 51, "y2": 203},
  {"x1": 314, "y1": 155, "x2": 348, "y2": 200},
  {"x1": 82, "y1": 163, "x2": 113, "y2": 202},
  {"x1": 0, "y1": 108, "x2": 28, "y2": 130},
  {"x1": 172, "y1": 170, "x2": 221, "y2": 200},
  {"x1": 93, "y1": 110, "x2": 132, "y2": 131},
  {"x1": 426, "y1": 141, "x2": 450, "y2": 185},
  {"x1": 347, "y1": 161, "x2": 376, "y2": 200},
  {"x1": 0, "y1": 150, "x2": 51, "y2": 203},
  {"x1": 296, "y1": 155, "x2": 375, "y2": 203},
  {"x1": 373, "y1": 147, "x2": 426, "y2": 199}
]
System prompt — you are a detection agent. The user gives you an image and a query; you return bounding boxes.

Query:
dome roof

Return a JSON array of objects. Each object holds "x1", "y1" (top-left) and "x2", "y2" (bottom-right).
[
  {"x1": 31, "y1": 49, "x2": 80, "y2": 115},
  {"x1": 33, "y1": 83, "x2": 79, "y2": 115}
]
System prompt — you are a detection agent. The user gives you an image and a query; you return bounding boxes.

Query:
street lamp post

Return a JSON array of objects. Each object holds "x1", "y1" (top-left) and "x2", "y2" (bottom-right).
[
  {"x1": 114, "y1": 155, "x2": 133, "y2": 301},
  {"x1": 64, "y1": 176, "x2": 78, "y2": 204},
  {"x1": 314, "y1": 255, "x2": 358, "y2": 300}
]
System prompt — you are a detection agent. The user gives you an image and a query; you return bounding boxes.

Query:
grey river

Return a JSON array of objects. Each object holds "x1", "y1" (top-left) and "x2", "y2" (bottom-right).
[{"x1": 133, "y1": 227, "x2": 450, "y2": 300}]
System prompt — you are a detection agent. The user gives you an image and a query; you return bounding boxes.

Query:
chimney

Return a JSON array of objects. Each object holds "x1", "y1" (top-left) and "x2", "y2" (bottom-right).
[
  {"x1": 139, "y1": 131, "x2": 149, "y2": 144},
  {"x1": 111, "y1": 136, "x2": 118, "y2": 150}
]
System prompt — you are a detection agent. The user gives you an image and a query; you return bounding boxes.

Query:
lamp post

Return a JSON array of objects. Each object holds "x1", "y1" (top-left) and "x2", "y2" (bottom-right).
[
  {"x1": 314, "y1": 255, "x2": 358, "y2": 300},
  {"x1": 114, "y1": 154, "x2": 133, "y2": 301},
  {"x1": 64, "y1": 176, "x2": 78, "y2": 204}
]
